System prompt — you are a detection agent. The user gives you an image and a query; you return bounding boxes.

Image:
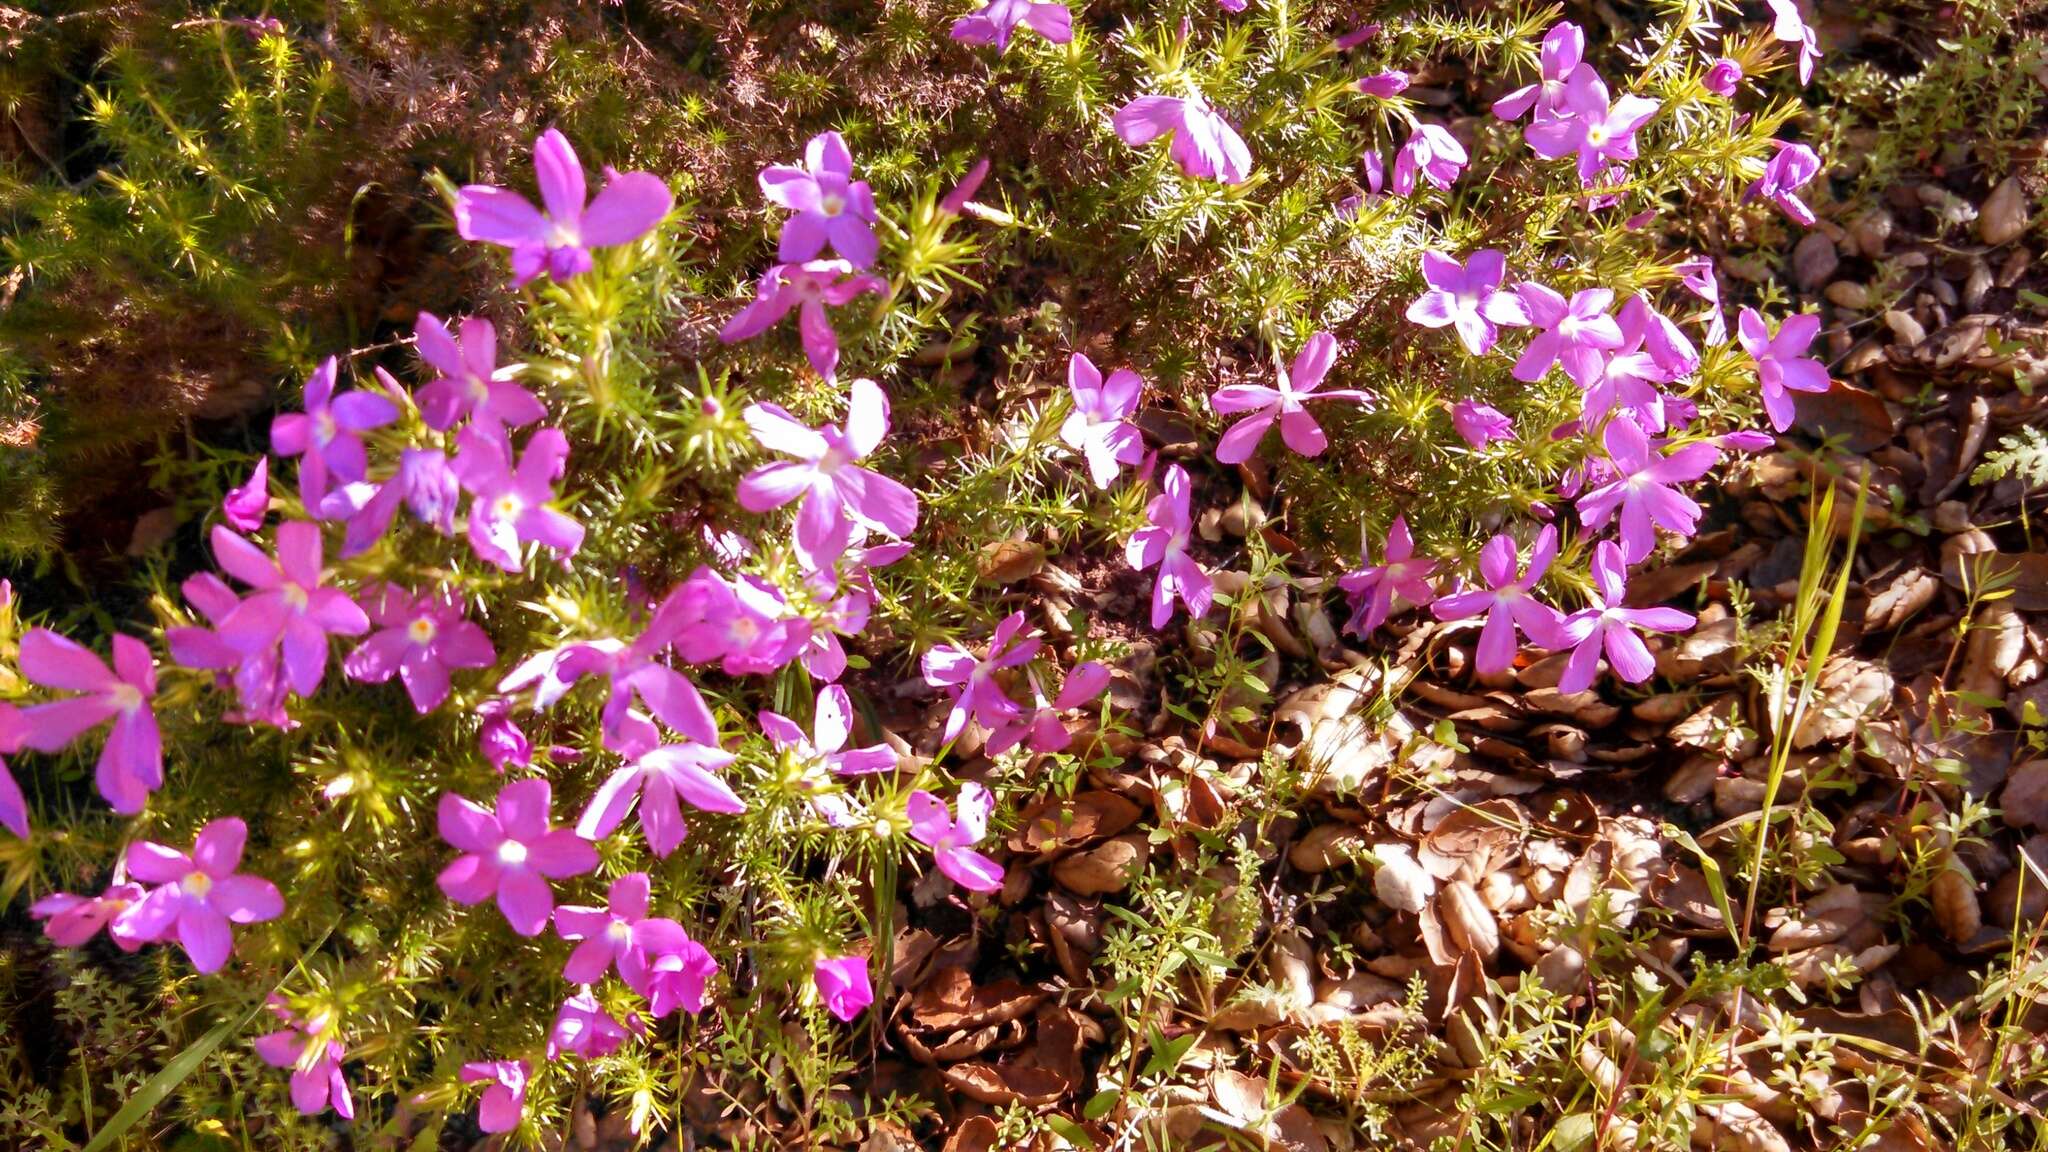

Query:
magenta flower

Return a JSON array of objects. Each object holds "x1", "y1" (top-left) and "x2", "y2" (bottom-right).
[
  {"x1": 939, "y1": 158, "x2": 991, "y2": 217},
  {"x1": 0, "y1": 749, "x2": 24, "y2": 839},
  {"x1": 477, "y1": 699, "x2": 533, "y2": 772},
  {"x1": 1556, "y1": 540, "x2": 1696, "y2": 693},
  {"x1": 454, "y1": 129, "x2": 673, "y2": 286},
  {"x1": 223, "y1": 457, "x2": 270, "y2": 533},
  {"x1": 1513, "y1": 284, "x2": 1624, "y2": 386},
  {"x1": 921, "y1": 611, "x2": 1040, "y2": 743},
  {"x1": 1125, "y1": 464, "x2": 1213, "y2": 628},
  {"x1": 1431, "y1": 526, "x2": 1569, "y2": 674},
  {"x1": 1525, "y1": 69, "x2": 1659, "y2": 184},
  {"x1": 1745, "y1": 141, "x2": 1822, "y2": 227},
  {"x1": 1212, "y1": 331, "x2": 1370, "y2": 464},
  {"x1": 1575, "y1": 416, "x2": 1721, "y2": 563},
  {"x1": 1391, "y1": 124, "x2": 1468, "y2": 195},
  {"x1": 1578, "y1": 298, "x2": 1680, "y2": 433},
  {"x1": 270, "y1": 357, "x2": 399, "y2": 511},
  {"x1": 30, "y1": 883, "x2": 149, "y2": 949},
  {"x1": 1677, "y1": 256, "x2": 1728, "y2": 345},
  {"x1": 909, "y1": 782, "x2": 1004, "y2": 893},
  {"x1": 761, "y1": 132, "x2": 880, "y2": 269},
  {"x1": 414, "y1": 312, "x2": 545, "y2": 435},
  {"x1": 718, "y1": 259, "x2": 887, "y2": 382},
  {"x1": 553, "y1": 871, "x2": 693, "y2": 991},
  {"x1": 338, "y1": 446, "x2": 462, "y2": 558},
  {"x1": 1357, "y1": 70, "x2": 1409, "y2": 98},
  {"x1": 1060, "y1": 353, "x2": 1145, "y2": 489},
  {"x1": 1703, "y1": 57, "x2": 1744, "y2": 96},
  {"x1": 578, "y1": 734, "x2": 744, "y2": 858},
  {"x1": 1338, "y1": 515, "x2": 1438, "y2": 637},
  {"x1": 668, "y1": 569, "x2": 812, "y2": 677},
  {"x1": 951, "y1": 0, "x2": 1072, "y2": 50},
  {"x1": 549, "y1": 991, "x2": 637, "y2": 1060},
  {"x1": 113, "y1": 818, "x2": 284, "y2": 974},
  {"x1": 814, "y1": 955, "x2": 873, "y2": 1021},
  {"x1": 437, "y1": 779, "x2": 599, "y2": 937},
  {"x1": 985, "y1": 660, "x2": 1112, "y2": 757},
  {"x1": 460, "y1": 1060, "x2": 531, "y2": 1134},
  {"x1": 761, "y1": 684, "x2": 898, "y2": 781},
  {"x1": 498, "y1": 590, "x2": 723, "y2": 752},
  {"x1": 1639, "y1": 296, "x2": 1700, "y2": 379},
  {"x1": 1112, "y1": 95, "x2": 1252, "y2": 184},
  {"x1": 738, "y1": 378, "x2": 919, "y2": 565},
  {"x1": 165, "y1": 571, "x2": 291, "y2": 727},
  {"x1": 1765, "y1": 0, "x2": 1821, "y2": 84},
  {"x1": 14, "y1": 629, "x2": 161, "y2": 814},
  {"x1": 212, "y1": 522, "x2": 370, "y2": 698},
  {"x1": 1737, "y1": 308, "x2": 1831, "y2": 432},
  {"x1": 1451, "y1": 401, "x2": 1516, "y2": 448},
  {"x1": 254, "y1": 1002, "x2": 354, "y2": 1120},
  {"x1": 343, "y1": 585, "x2": 496, "y2": 713},
  {"x1": 798, "y1": 583, "x2": 872, "y2": 682},
  {"x1": 646, "y1": 939, "x2": 719, "y2": 1017},
  {"x1": 1405, "y1": 250, "x2": 1530, "y2": 355},
  {"x1": 451, "y1": 426, "x2": 585, "y2": 572},
  {"x1": 1492, "y1": 22, "x2": 1585, "y2": 121}
]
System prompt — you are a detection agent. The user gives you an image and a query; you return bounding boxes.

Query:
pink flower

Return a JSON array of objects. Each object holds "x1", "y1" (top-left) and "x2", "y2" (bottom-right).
[
  {"x1": 761, "y1": 684, "x2": 898, "y2": 780},
  {"x1": 164, "y1": 571, "x2": 291, "y2": 727},
  {"x1": 1703, "y1": 56, "x2": 1744, "y2": 96},
  {"x1": 437, "y1": 778, "x2": 599, "y2": 936},
  {"x1": 553, "y1": 872, "x2": 694, "y2": 992},
  {"x1": 813, "y1": 955, "x2": 873, "y2": 1021},
  {"x1": 413, "y1": 312, "x2": 545, "y2": 435},
  {"x1": 211, "y1": 522, "x2": 370, "y2": 698},
  {"x1": 451, "y1": 426, "x2": 585, "y2": 572},
  {"x1": 938, "y1": 159, "x2": 991, "y2": 217},
  {"x1": 718, "y1": 259, "x2": 887, "y2": 382},
  {"x1": 549, "y1": 991, "x2": 637, "y2": 1060},
  {"x1": 1556, "y1": 541, "x2": 1696, "y2": 693},
  {"x1": 738, "y1": 378, "x2": 919, "y2": 566},
  {"x1": 1578, "y1": 297, "x2": 1682, "y2": 433},
  {"x1": 1405, "y1": 250, "x2": 1530, "y2": 355},
  {"x1": 646, "y1": 939, "x2": 719, "y2": 1017},
  {"x1": 30, "y1": 882, "x2": 149, "y2": 949},
  {"x1": 1451, "y1": 401, "x2": 1516, "y2": 448},
  {"x1": 1765, "y1": 0, "x2": 1820, "y2": 84},
  {"x1": 909, "y1": 782, "x2": 1004, "y2": 892},
  {"x1": 1431, "y1": 526, "x2": 1569, "y2": 674},
  {"x1": 1744, "y1": 141, "x2": 1822, "y2": 227},
  {"x1": 337, "y1": 446, "x2": 462, "y2": 559},
  {"x1": 667, "y1": 568, "x2": 813, "y2": 676},
  {"x1": 1113, "y1": 95, "x2": 1252, "y2": 184},
  {"x1": 14, "y1": 629, "x2": 161, "y2": 813},
  {"x1": 1677, "y1": 256, "x2": 1728, "y2": 346},
  {"x1": 1391, "y1": 124, "x2": 1468, "y2": 195},
  {"x1": 343, "y1": 585, "x2": 495, "y2": 713},
  {"x1": 1338, "y1": 515, "x2": 1438, "y2": 637},
  {"x1": 1125, "y1": 464, "x2": 1213, "y2": 628},
  {"x1": 1575, "y1": 416, "x2": 1721, "y2": 563},
  {"x1": 761, "y1": 132, "x2": 880, "y2": 269},
  {"x1": 798, "y1": 582, "x2": 872, "y2": 682},
  {"x1": 113, "y1": 817, "x2": 285, "y2": 973},
  {"x1": 1513, "y1": 284, "x2": 1624, "y2": 386},
  {"x1": 477, "y1": 699, "x2": 533, "y2": 771},
  {"x1": 455, "y1": 129, "x2": 673, "y2": 286},
  {"x1": 1524, "y1": 69, "x2": 1659, "y2": 185},
  {"x1": 951, "y1": 0, "x2": 1073, "y2": 51},
  {"x1": 1213, "y1": 331, "x2": 1369, "y2": 464},
  {"x1": 986, "y1": 660, "x2": 1112, "y2": 757},
  {"x1": 270, "y1": 357, "x2": 399, "y2": 512},
  {"x1": 921, "y1": 611, "x2": 1040, "y2": 744},
  {"x1": 254, "y1": 1001, "x2": 354, "y2": 1119},
  {"x1": 1357, "y1": 70, "x2": 1409, "y2": 98},
  {"x1": 1060, "y1": 353, "x2": 1145, "y2": 489},
  {"x1": 223, "y1": 457, "x2": 270, "y2": 533},
  {"x1": 1492, "y1": 22, "x2": 1585, "y2": 121},
  {"x1": 0, "y1": 745, "x2": 25, "y2": 839},
  {"x1": 460, "y1": 1060, "x2": 531, "y2": 1134},
  {"x1": 577, "y1": 733, "x2": 744, "y2": 858},
  {"x1": 1737, "y1": 308, "x2": 1830, "y2": 432}
]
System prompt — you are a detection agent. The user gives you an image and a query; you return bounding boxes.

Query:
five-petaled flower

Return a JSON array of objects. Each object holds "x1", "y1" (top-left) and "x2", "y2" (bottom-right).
[
  {"x1": 343, "y1": 585, "x2": 496, "y2": 714},
  {"x1": 1060, "y1": 353, "x2": 1146, "y2": 489},
  {"x1": 738, "y1": 378, "x2": 919, "y2": 566},
  {"x1": 1406, "y1": 249, "x2": 1530, "y2": 355},
  {"x1": 114, "y1": 817, "x2": 285, "y2": 974},
  {"x1": 437, "y1": 778, "x2": 599, "y2": 936},
  {"x1": 1512, "y1": 284, "x2": 1624, "y2": 387},
  {"x1": 1574, "y1": 415, "x2": 1721, "y2": 563},
  {"x1": 30, "y1": 882, "x2": 149, "y2": 950},
  {"x1": 1430, "y1": 526, "x2": 1569, "y2": 674},
  {"x1": 211, "y1": 522, "x2": 371, "y2": 699},
  {"x1": 553, "y1": 871, "x2": 695, "y2": 992},
  {"x1": 413, "y1": 312, "x2": 545, "y2": 436},
  {"x1": 922, "y1": 611, "x2": 1041, "y2": 744},
  {"x1": 271, "y1": 357, "x2": 399, "y2": 512},
  {"x1": 1125, "y1": 464, "x2": 1214, "y2": 628},
  {"x1": 254, "y1": 1000, "x2": 355, "y2": 1120},
  {"x1": 1112, "y1": 94, "x2": 1252, "y2": 184},
  {"x1": 1338, "y1": 515, "x2": 1439, "y2": 637},
  {"x1": 577, "y1": 731, "x2": 745, "y2": 858},
  {"x1": 1391, "y1": 124, "x2": 1468, "y2": 196},
  {"x1": 1525, "y1": 69, "x2": 1660, "y2": 185},
  {"x1": 909, "y1": 782, "x2": 1005, "y2": 892},
  {"x1": 761, "y1": 684, "x2": 899, "y2": 784},
  {"x1": 760, "y1": 132, "x2": 881, "y2": 268},
  {"x1": 1556, "y1": 540, "x2": 1696, "y2": 693},
  {"x1": 1212, "y1": 331, "x2": 1370, "y2": 464},
  {"x1": 450, "y1": 427, "x2": 586, "y2": 573},
  {"x1": 718, "y1": 259, "x2": 887, "y2": 382},
  {"x1": 454, "y1": 129, "x2": 673, "y2": 286},
  {"x1": 950, "y1": 0, "x2": 1073, "y2": 50},
  {"x1": 1492, "y1": 22, "x2": 1585, "y2": 122},
  {"x1": 1736, "y1": 307, "x2": 1831, "y2": 432},
  {"x1": 14, "y1": 629, "x2": 162, "y2": 814}
]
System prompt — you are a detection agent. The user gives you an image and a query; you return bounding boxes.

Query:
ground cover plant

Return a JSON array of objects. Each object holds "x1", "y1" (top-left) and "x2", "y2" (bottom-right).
[{"x1": 2, "y1": 0, "x2": 2048, "y2": 1148}]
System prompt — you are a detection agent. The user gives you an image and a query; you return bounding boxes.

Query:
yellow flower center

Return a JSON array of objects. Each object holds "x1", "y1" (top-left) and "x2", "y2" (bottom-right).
[
  {"x1": 407, "y1": 616, "x2": 438, "y2": 645},
  {"x1": 182, "y1": 871, "x2": 213, "y2": 898}
]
